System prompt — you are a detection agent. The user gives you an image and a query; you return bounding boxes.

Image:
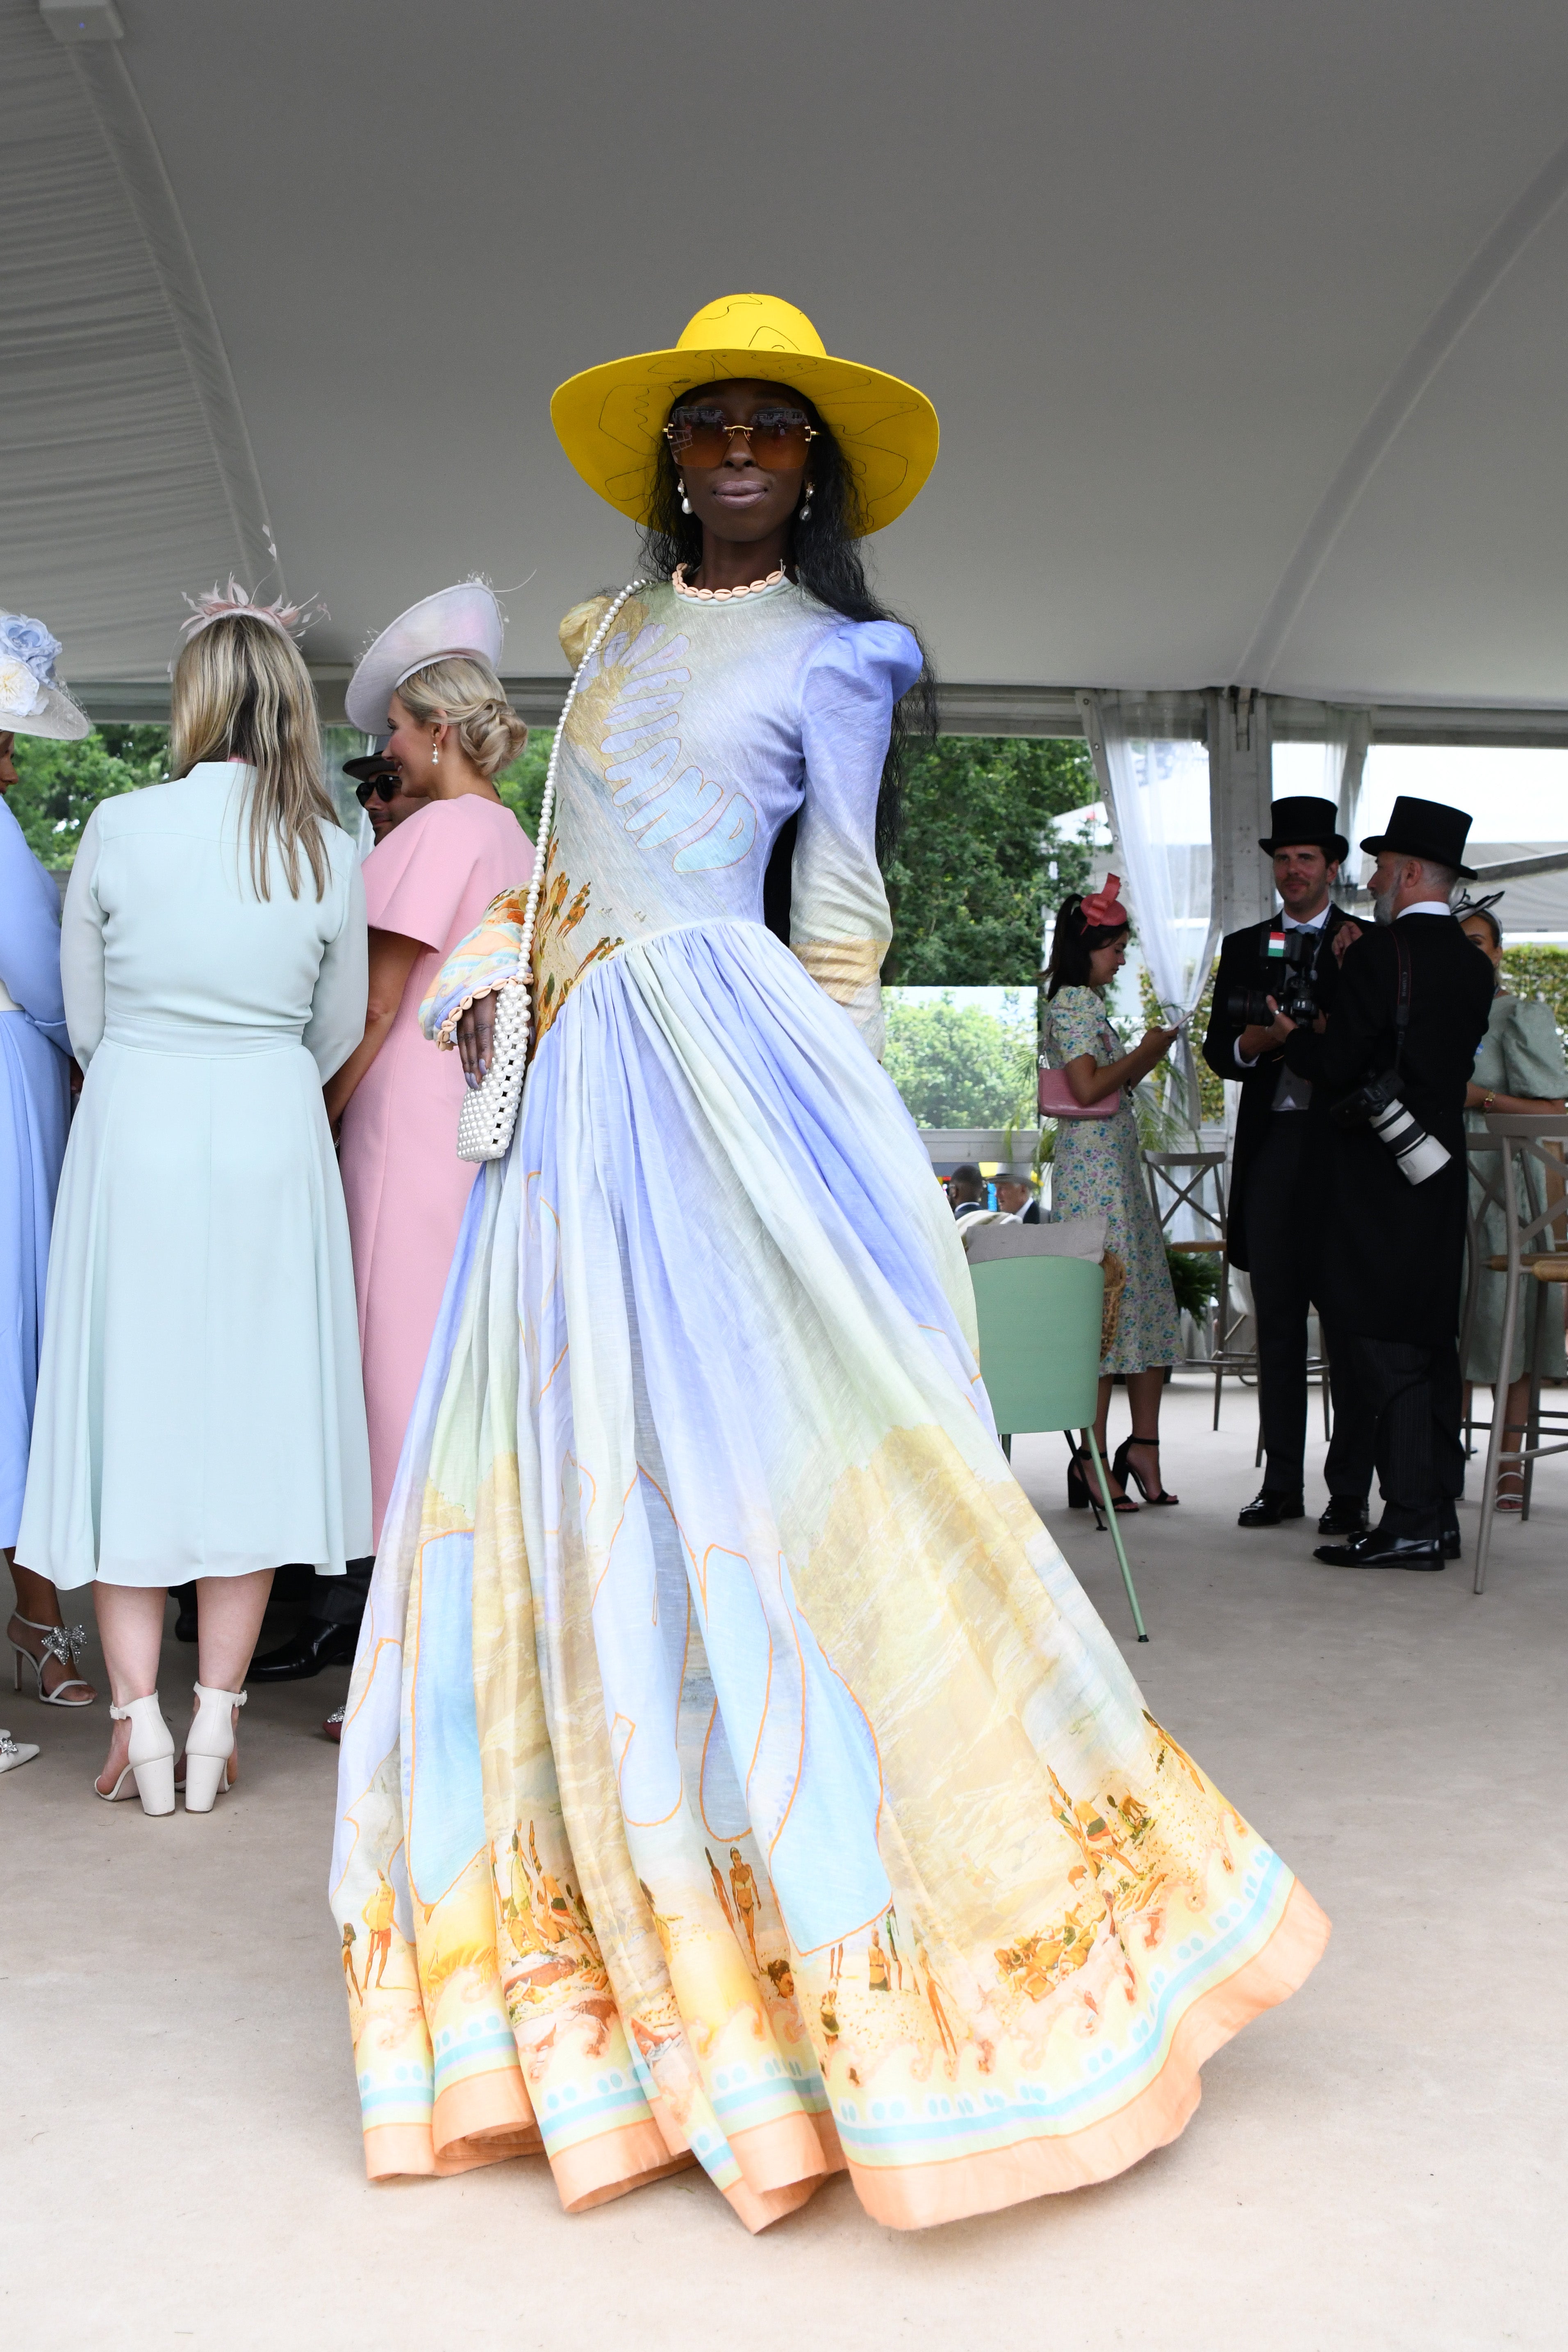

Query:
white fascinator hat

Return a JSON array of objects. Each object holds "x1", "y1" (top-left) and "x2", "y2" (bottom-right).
[
  {"x1": 345, "y1": 582, "x2": 505, "y2": 734},
  {"x1": 0, "y1": 610, "x2": 90, "y2": 742}
]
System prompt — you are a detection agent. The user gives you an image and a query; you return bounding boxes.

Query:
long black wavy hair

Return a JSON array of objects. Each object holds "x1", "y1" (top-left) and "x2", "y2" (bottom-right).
[{"x1": 639, "y1": 382, "x2": 935, "y2": 927}]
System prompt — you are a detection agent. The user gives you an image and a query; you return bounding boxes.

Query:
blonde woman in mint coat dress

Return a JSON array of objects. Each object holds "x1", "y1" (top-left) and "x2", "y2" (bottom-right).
[{"x1": 18, "y1": 601, "x2": 371, "y2": 1813}]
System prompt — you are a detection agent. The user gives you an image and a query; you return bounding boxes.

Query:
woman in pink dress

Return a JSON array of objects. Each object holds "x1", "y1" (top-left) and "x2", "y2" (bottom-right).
[{"x1": 326, "y1": 585, "x2": 533, "y2": 1540}]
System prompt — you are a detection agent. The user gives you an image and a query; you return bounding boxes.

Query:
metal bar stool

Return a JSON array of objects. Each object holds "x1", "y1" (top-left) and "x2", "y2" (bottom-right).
[{"x1": 1141, "y1": 1146, "x2": 1229, "y2": 1374}]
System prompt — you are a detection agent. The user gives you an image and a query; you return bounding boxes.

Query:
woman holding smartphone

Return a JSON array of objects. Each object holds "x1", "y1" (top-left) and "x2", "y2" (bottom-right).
[{"x1": 1042, "y1": 878, "x2": 1185, "y2": 1507}]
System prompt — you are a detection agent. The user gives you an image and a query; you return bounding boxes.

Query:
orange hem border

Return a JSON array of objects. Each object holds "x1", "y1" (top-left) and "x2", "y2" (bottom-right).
[
  {"x1": 360, "y1": 1881, "x2": 1328, "y2": 2228},
  {"x1": 432, "y1": 2069, "x2": 540, "y2": 2168},
  {"x1": 845, "y1": 1878, "x2": 1331, "y2": 2230}
]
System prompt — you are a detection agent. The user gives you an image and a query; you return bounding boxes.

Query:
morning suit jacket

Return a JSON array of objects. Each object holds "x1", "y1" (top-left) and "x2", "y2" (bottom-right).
[
  {"x1": 1201, "y1": 903, "x2": 1358, "y2": 1270},
  {"x1": 1283, "y1": 914, "x2": 1493, "y2": 1344}
]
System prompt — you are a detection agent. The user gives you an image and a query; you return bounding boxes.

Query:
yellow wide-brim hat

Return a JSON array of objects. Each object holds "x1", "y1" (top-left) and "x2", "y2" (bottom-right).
[{"x1": 550, "y1": 293, "x2": 939, "y2": 537}]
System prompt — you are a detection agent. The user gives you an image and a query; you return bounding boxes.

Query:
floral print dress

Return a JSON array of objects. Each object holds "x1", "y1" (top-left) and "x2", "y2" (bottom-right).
[{"x1": 1043, "y1": 985, "x2": 1183, "y2": 1373}]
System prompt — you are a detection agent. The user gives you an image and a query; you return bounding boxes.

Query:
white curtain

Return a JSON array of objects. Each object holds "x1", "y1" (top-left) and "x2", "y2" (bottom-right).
[
  {"x1": 1080, "y1": 691, "x2": 1216, "y2": 1130},
  {"x1": 1331, "y1": 709, "x2": 1372, "y2": 890}
]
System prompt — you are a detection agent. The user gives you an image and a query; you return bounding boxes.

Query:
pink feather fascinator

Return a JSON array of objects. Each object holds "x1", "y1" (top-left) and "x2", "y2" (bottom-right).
[{"x1": 179, "y1": 580, "x2": 325, "y2": 643}]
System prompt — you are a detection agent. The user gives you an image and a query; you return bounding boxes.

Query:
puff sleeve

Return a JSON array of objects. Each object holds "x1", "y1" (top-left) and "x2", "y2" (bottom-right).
[
  {"x1": 1500, "y1": 995, "x2": 1568, "y2": 1100},
  {"x1": 794, "y1": 619, "x2": 922, "y2": 1058},
  {"x1": 1045, "y1": 987, "x2": 1111, "y2": 1067},
  {"x1": 364, "y1": 802, "x2": 487, "y2": 953}
]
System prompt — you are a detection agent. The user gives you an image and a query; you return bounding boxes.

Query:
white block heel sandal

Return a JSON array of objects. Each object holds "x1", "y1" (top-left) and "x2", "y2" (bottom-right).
[
  {"x1": 182, "y1": 1682, "x2": 246, "y2": 1812},
  {"x1": 99, "y1": 1693, "x2": 176, "y2": 1815}
]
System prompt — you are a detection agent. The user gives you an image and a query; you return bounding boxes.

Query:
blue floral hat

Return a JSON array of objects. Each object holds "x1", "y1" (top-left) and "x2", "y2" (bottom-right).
[{"x1": 0, "y1": 611, "x2": 90, "y2": 742}]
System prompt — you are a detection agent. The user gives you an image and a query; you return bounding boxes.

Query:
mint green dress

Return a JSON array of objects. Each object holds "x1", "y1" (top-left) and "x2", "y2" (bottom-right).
[
  {"x1": 1043, "y1": 985, "x2": 1182, "y2": 1373},
  {"x1": 17, "y1": 765, "x2": 373, "y2": 1585}
]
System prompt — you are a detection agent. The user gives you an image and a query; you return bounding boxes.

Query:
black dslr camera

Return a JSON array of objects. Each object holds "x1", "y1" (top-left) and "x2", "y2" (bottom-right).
[{"x1": 1224, "y1": 927, "x2": 1320, "y2": 1028}]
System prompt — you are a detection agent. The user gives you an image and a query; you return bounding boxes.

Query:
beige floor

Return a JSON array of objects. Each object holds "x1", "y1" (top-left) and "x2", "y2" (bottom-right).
[{"x1": 3, "y1": 1375, "x2": 1562, "y2": 2352}]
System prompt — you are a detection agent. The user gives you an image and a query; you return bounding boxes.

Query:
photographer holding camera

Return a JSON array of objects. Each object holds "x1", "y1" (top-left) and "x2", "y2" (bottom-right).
[
  {"x1": 1204, "y1": 796, "x2": 1375, "y2": 1531},
  {"x1": 1284, "y1": 797, "x2": 1494, "y2": 1568}
]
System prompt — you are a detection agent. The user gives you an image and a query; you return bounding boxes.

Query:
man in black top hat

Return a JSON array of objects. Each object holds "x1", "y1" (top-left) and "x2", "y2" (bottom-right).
[
  {"x1": 1202, "y1": 797, "x2": 1376, "y2": 1531},
  {"x1": 1280, "y1": 797, "x2": 1493, "y2": 1569}
]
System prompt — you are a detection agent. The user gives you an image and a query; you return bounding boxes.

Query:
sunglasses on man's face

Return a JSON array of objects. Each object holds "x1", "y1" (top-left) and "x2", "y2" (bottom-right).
[
  {"x1": 663, "y1": 404, "x2": 817, "y2": 471},
  {"x1": 354, "y1": 771, "x2": 402, "y2": 806}
]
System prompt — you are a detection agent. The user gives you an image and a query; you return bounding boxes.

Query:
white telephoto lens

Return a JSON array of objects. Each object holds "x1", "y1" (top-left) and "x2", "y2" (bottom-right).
[
  {"x1": 1398, "y1": 1130, "x2": 1452, "y2": 1183},
  {"x1": 1369, "y1": 1099, "x2": 1451, "y2": 1184}
]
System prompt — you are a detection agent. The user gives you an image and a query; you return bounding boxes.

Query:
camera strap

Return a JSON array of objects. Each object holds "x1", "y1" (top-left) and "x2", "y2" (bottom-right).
[{"x1": 1392, "y1": 932, "x2": 1411, "y2": 1080}]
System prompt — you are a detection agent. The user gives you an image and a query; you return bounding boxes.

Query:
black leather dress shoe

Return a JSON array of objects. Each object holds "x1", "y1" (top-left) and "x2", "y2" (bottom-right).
[
  {"x1": 248, "y1": 1618, "x2": 360, "y2": 1681},
  {"x1": 1238, "y1": 1489, "x2": 1304, "y2": 1527},
  {"x1": 1313, "y1": 1529, "x2": 1445, "y2": 1570},
  {"x1": 1317, "y1": 1495, "x2": 1370, "y2": 1538},
  {"x1": 1442, "y1": 1518, "x2": 1461, "y2": 1560}
]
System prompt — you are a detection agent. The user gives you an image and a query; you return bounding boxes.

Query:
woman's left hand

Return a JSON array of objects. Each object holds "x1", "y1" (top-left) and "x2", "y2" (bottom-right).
[{"x1": 457, "y1": 995, "x2": 496, "y2": 1088}]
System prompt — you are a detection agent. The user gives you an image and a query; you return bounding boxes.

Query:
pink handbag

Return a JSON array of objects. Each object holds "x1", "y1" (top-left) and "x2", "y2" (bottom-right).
[{"x1": 1038, "y1": 1062, "x2": 1121, "y2": 1119}]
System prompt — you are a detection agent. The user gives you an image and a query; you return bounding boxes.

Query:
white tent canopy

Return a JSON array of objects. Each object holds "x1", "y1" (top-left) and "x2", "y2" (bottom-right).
[{"x1": 7, "y1": 0, "x2": 1568, "y2": 726}]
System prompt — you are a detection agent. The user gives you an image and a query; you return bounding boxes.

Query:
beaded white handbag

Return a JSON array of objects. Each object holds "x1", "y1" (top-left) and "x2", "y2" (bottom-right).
[{"x1": 454, "y1": 580, "x2": 647, "y2": 1163}]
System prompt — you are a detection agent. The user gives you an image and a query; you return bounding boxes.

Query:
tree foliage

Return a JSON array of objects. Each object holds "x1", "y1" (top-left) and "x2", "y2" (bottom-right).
[
  {"x1": 883, "y1": 736, "x2": 1098, "y2": 986},
  {"x1": 882, "y1": 992, "x2": 1037, "y2": 1128},
  {"x1": 1499, "y1": 944, "x2": 1568, "y2": 1037},
  {"x1": 496, "y1": 728, "x2": 550, "y2": 840},
  {"x1": 8, "y1": 725, "x2": 168, "y2": 868}
]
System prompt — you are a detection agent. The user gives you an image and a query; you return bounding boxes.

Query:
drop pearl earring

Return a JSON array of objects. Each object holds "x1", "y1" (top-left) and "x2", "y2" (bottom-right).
[
  {"x1": 798, "y1": 483, "x2": 813, "y2": 523},
  {"x1": 432, "y1": 741, "x2": 440, "y2": 767},
  {"x1": 679, "y1": 479, "x2": 692, "y2": 516}
]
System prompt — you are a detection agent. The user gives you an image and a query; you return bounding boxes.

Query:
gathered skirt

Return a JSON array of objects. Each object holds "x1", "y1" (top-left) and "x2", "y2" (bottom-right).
[
  {"x1": 0, "y1": 1015, "x2": 69, "y2": 1549},
  {"x1": 332, "y1": 919, "x2": 1325, "y2": 2231},
  {"x1": 19, "y1": 1033, "x2": 371, "y2": 1585}
]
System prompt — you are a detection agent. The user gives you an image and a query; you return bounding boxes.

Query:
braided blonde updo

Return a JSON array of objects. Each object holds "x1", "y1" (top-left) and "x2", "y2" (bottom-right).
[{"x1": 395, "y1": 655, "x2": 528, "y2": 777}]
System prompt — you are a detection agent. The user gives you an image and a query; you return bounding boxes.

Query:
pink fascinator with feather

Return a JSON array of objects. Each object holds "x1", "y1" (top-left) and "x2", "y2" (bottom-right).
[
  {"x1": 1079, "y1": 873, "x2": 1127, "y2": 929},
  {"x1": 179, "y1": 579, "x2": 325, "y2": 643}
]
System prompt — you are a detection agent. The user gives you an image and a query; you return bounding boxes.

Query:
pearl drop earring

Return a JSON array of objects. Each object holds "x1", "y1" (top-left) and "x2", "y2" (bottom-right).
[
  {"x1": 798, "y1": 483, "x2": 813, "y2": 523},
  {"x1": 679, "y1": 478, "x2": 692, "y2": 515},
  {"x1": 432, "y1": 740, "x2": 440, "y2": 767}
]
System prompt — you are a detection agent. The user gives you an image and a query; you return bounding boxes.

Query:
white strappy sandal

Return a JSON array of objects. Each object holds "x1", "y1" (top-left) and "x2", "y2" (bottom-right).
[
  {"x1": 9, "y1": 1613, "x2": 95, "y2": 1707},
  {"x1": 0, "y1": 1725, "x2": 39, "y2": 1774},
  {"x1": 97, "y1": 1692, "x2": 176, "y2": 1815}
]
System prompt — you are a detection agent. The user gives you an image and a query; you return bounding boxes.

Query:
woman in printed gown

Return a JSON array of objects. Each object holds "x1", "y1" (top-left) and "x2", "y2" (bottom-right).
[
  {"x1": 328, "y1": 587, "x2": 533, "y2": 1549},
  {"x1": 332, "y1": 295, "x2": 1328, "y2": 2231}
]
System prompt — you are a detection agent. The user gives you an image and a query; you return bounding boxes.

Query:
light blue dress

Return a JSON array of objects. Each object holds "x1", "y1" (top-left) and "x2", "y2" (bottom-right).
[
  {"x1": 17, "y1": 764, "x2": 373, "y2": 1586},
  {"x1": 0, "y1": 798, "x2": 71, "y2": 1548}
]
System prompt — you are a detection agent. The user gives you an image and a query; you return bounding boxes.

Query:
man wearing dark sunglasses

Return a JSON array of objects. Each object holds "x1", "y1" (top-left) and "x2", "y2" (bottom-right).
[{"x1": 344, "y1": 752, "x2": 433, "y2": 846}]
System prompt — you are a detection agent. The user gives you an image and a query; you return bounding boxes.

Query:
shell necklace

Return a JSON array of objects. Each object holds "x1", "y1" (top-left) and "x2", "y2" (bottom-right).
[{"x1": 672, "y1": 560, "x2": 787, "y2": 604}]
